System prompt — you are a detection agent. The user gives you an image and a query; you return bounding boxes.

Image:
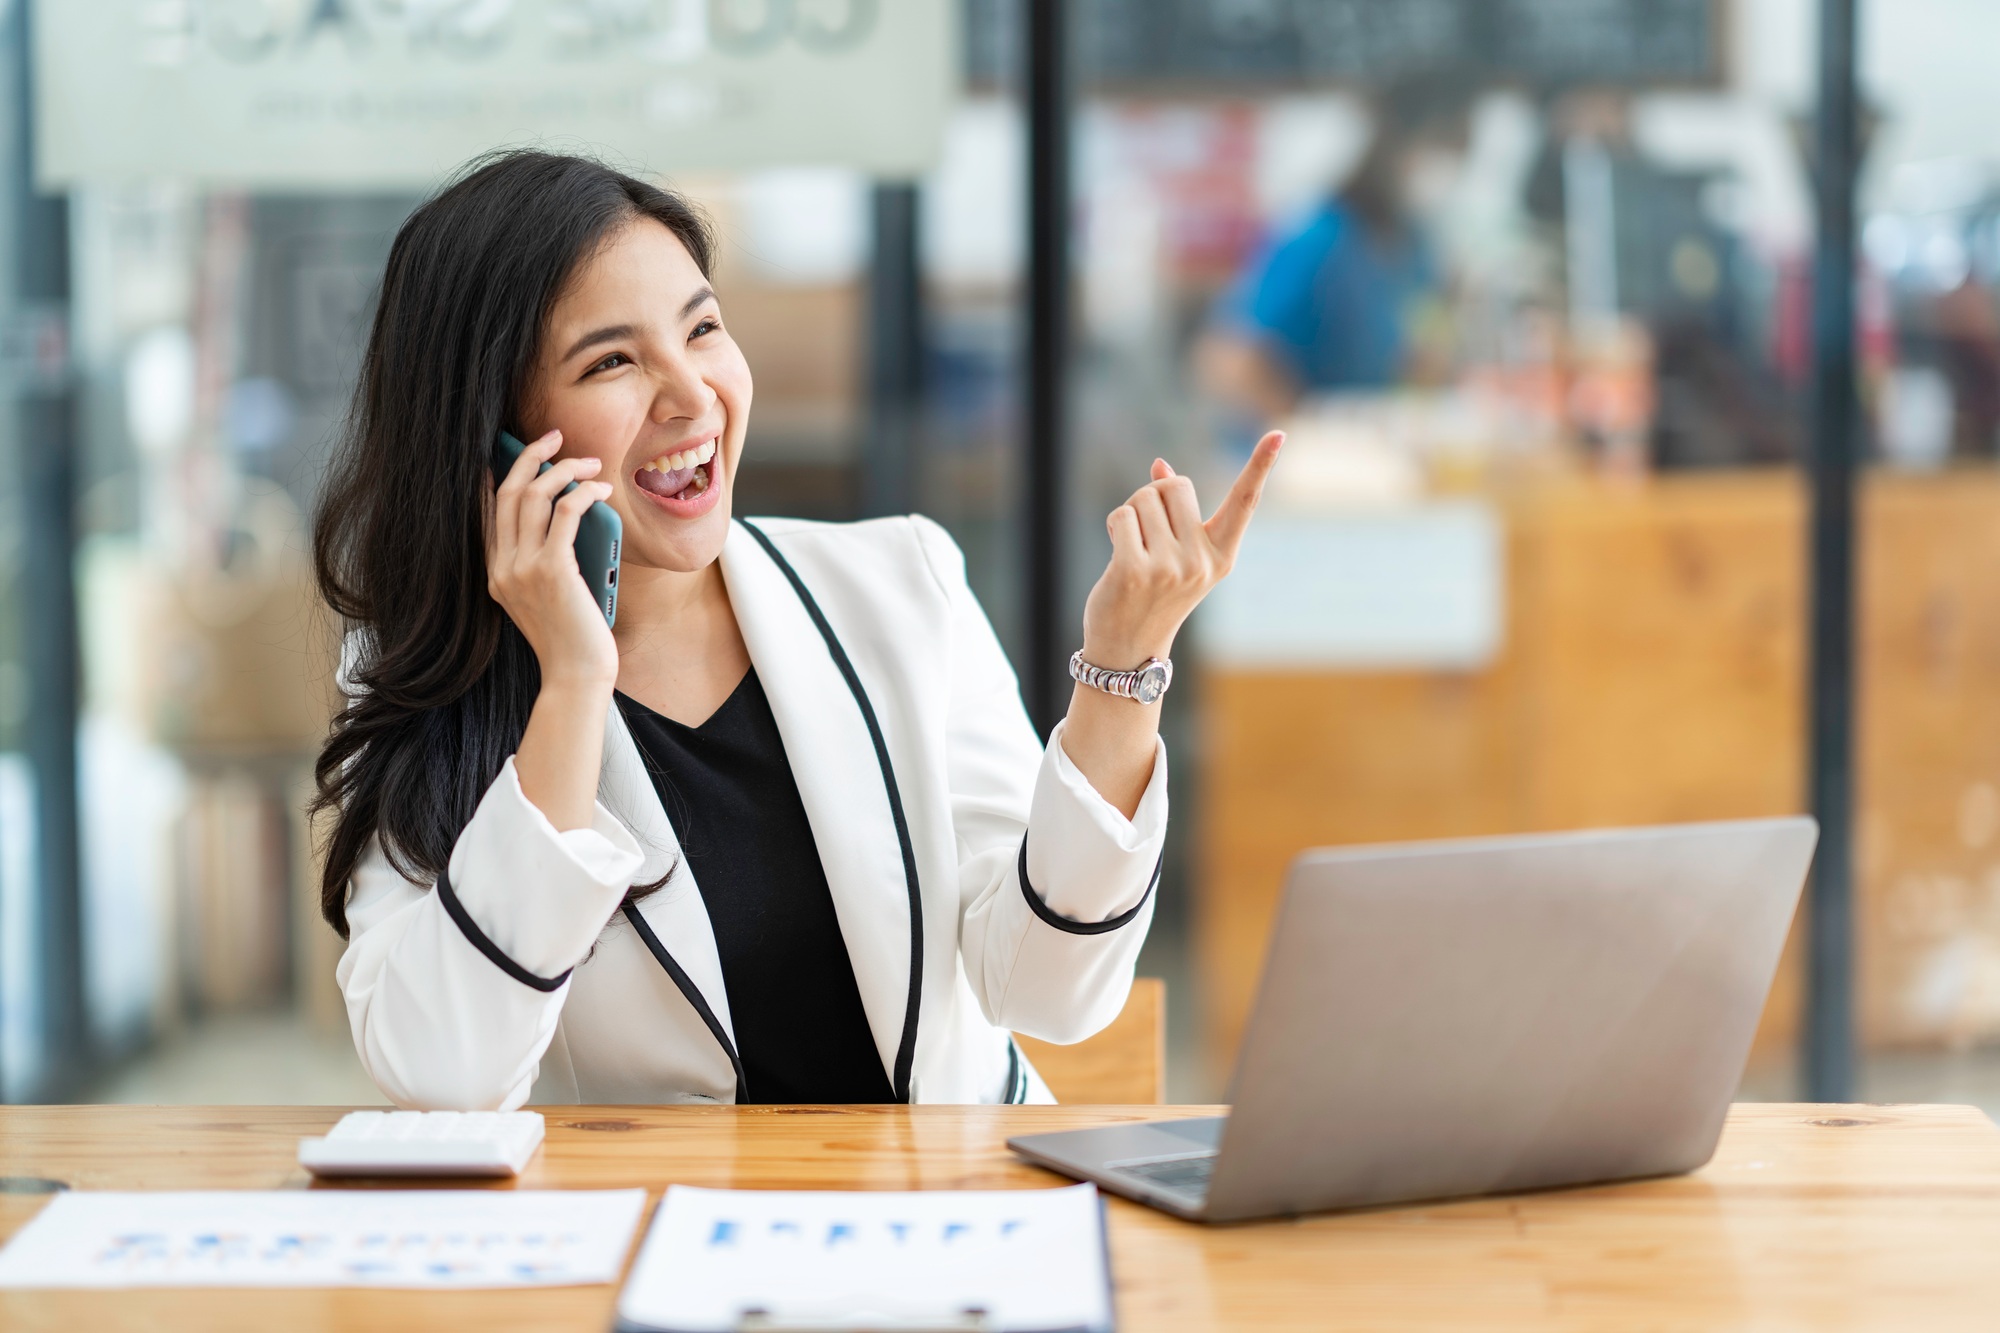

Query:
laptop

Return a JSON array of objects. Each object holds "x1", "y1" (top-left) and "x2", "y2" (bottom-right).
[{"x1": 1008, "y1": 817, "x2": 1819, "y2": 1223}]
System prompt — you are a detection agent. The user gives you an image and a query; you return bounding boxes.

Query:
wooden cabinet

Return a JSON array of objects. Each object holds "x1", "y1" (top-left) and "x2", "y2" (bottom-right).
[
  {"x1": 1855, "y1": 477, "x2": 2000, "y2": 1046},
  {"x1": 1197, "y1": 469, "x2": 2000, "y2": 1080}
]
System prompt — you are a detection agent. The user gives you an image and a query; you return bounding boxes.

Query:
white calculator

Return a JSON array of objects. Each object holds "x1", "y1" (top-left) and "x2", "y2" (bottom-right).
[{"x1": 298, "y1": 1110, "x2": 546, "y2": 1178}]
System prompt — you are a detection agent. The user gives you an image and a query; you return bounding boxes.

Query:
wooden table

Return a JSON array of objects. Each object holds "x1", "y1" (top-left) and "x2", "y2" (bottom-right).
[{"x1": 3, "y1": 1102, "x2": 1998, "y2": 1330}]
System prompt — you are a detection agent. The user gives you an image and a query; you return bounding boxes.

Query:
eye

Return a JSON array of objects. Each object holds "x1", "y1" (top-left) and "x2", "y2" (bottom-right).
[
  {"x1": 690, "y1": 317, "x2": 721, "y2": 341},
  {"x1": 584, "y1": 352, "x2": 630, "y2": 376}
]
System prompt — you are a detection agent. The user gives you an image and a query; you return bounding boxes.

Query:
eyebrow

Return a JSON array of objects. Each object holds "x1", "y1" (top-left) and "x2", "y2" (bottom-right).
[
  {"x1": 560, "y1": 323, "x2": 636, "y2": 364},
  {"x1": 680, "y1": 285, "x2": 717, "y2": 319},
  {"x1": 558, "y1": 287, "x2": 718, "y2": 363}
]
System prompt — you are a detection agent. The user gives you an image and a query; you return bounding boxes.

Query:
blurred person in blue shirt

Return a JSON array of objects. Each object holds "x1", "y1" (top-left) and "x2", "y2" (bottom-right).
[{"x1": 1198, "y1": 84, "x2": 1470, "y2": 427}]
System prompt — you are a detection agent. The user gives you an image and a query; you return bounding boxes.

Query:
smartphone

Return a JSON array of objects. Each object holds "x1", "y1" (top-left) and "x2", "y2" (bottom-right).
[{"x1": 492, "y1": 430, "x2": 622, "y2": 627}]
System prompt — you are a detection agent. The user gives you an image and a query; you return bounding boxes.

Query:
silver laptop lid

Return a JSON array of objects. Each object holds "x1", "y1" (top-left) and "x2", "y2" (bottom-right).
[{"x1": 1202, "y1": 818, "x2": 1818, "y2": 1221}]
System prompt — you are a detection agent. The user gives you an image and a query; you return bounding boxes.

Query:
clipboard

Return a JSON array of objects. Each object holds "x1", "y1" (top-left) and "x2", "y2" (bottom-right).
[{"x1": 615, "y1": 1184, "x2": 1116, "y2": 1333}]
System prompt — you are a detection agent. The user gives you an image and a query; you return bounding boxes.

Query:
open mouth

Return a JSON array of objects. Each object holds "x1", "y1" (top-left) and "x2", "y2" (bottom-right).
[{"x1": 633, "y1": 438, "x2": 720, "y2": 511}]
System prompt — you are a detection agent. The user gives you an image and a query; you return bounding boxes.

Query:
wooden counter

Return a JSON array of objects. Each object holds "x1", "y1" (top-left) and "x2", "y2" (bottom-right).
[
  {"x1": 3, "y1": 1102, "x2": 1999, "y2": 1330},
  {"x1": 1199, "y1": 470, "x2": 2000, "y2": 1073}
]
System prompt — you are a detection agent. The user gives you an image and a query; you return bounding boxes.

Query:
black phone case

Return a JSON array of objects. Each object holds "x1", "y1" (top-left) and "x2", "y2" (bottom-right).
[{"x1": 492, "y1": 430, "x2": 622, "y2": 627}]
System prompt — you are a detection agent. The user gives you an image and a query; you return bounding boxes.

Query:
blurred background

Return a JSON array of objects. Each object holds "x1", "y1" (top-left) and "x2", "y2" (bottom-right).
[{"x1": 1, "y1": 0, "x2": 1997, "y2": 1114}]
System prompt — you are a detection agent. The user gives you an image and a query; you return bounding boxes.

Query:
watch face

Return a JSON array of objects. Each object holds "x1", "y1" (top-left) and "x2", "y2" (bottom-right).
[{"x1": 1134, "y1": 662, "x2": 1169, "y2": 704}]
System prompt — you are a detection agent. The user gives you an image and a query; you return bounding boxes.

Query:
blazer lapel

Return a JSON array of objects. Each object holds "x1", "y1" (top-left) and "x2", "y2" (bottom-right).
[
  {"x1": 597, "y1": 696, "x2": 736, "y2": 1048},
  {"x1": 719, "y1": 522, "x2": 914, "y2": 1088}
]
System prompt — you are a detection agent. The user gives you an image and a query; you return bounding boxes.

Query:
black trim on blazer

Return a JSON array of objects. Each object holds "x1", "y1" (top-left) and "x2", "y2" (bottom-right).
[
  {"x1": 622, "y1": 902, "x2": 751, "y2": 1105},
  {"x1": 1017, "y1": 834, "x2": 1161, "y2": 935},
  {"x1": 435, "y1": 867, "x2": 572, "y2": 992},
  {"x1": 738, "y1": 519, "x2": 925, "y2": 1105}
]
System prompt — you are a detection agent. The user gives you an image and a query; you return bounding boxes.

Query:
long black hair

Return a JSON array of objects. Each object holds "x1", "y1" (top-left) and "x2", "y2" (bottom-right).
[{"x1": 312, "y1": 150, "x2": 713, "y2": 936}]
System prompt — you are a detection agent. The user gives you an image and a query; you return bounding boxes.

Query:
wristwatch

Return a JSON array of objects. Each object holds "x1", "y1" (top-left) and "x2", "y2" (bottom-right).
[{"x1": 1069, "y1": 650, "x2": 1174, "y2": 705}]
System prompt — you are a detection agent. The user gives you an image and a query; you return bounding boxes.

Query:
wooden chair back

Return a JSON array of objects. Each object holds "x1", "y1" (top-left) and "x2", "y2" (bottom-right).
[{"x1": 1014, "y1": 977, "x2": 1166, "y2": 1104}]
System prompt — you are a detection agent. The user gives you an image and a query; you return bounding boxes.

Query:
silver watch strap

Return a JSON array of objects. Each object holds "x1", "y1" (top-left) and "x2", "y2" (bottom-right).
[{"x1": 1068, "y1": 649, "x2": 1173, "y2": 702}]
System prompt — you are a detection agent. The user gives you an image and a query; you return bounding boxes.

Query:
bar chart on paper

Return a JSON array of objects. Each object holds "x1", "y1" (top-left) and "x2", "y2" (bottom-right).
[{"x1": 0, "y1": 1190, "x2": 648, "y2": 1289}]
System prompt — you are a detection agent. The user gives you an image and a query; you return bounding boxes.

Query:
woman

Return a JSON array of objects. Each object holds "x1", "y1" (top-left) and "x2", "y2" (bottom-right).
[{"x1": 314, "y1": 151, "x2": 1281, "y2": 1109}]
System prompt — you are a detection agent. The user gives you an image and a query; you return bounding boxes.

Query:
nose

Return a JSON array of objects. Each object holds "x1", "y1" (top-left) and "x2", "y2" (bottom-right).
[{"x1": 648, "y1": 349, "x2": 717, "y2": 425}]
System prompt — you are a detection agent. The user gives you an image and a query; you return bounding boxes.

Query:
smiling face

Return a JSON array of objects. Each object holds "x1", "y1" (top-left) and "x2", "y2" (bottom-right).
[{"x1": 522, "y1": 217, "x2": 752, "y2": 575}]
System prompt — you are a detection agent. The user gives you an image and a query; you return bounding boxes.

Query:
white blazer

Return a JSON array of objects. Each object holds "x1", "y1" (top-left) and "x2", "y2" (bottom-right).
[{"x1": 336, "y1": 515, "x2": 1167, "y2": 1108}]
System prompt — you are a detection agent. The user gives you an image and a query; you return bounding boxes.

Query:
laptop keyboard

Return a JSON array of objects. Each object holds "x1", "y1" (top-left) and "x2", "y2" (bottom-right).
[{"x1": 1111, "y1": 1153, "x2": 1216, "y2": 1198}]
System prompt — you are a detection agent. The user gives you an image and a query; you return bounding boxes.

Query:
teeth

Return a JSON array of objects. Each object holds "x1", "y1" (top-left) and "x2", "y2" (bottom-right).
[{"x1": 644, "y1": 439, "x2": 717, "y2": 474}]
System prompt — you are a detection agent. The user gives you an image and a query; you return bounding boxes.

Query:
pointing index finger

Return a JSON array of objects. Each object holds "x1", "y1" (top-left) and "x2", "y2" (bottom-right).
[{"x1": 1203, "y1": 430, "x2": 1283, "y2": 557}]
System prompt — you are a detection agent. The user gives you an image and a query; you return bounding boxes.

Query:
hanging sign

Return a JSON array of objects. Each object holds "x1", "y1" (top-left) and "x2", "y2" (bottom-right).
[
  {"x1": 966, "y1": 0, "x2": 1722, "y2": 91},
  {"x1": 35, "y1": 1, "x2": 958, "y2": 188}
]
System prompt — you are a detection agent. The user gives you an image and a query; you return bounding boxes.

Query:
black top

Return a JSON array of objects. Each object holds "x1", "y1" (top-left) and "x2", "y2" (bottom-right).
[{"x1": 615, "y1": 672, "x2": 896, "y2": 1104}]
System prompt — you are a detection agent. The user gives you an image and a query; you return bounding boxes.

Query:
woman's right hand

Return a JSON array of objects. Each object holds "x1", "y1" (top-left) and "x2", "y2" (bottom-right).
[{"x1": 487, "y1": 428, "x2": 619, "y2": 689}]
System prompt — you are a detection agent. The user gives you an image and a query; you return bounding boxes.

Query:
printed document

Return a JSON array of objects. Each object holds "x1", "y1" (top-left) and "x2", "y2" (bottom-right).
[
  {"x1": 0, "y1": 1189, "x2": 647, "y2": 1289},
  {"x1": 617, "y1": 1183, "x2": 1112, "y2": 1333}
]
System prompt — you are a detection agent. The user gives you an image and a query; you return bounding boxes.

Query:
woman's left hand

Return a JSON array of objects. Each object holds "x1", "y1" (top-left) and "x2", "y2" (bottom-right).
[
  {"x1": 1059, "y1": 430, "x2": 1281, "y2": 820},
  {"x1": 1079, "y1": 430, "x2": 1283, "y2": 671}
]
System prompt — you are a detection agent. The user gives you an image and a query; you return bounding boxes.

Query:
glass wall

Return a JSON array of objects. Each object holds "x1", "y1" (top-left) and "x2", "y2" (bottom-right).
[
  {"x1": 0, "y1": 11, "x2": 45, "y2": 1102},
  {"x1": 1033, "y1": 0, "x2": 2000, "y2": 1107},
  {"x1": 1846, "y1": 0, "x2": 2000, "y2": 1108},
  {"x1": 1022, "y1": 0, "x2": 1809, "y2": 1099}
]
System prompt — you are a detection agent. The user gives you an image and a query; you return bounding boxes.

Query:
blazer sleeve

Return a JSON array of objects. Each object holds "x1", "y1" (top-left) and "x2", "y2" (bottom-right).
[
  {"x1": 335, "y1": 756, "x2": 644, "y2": 1109},
  {"x1": 911, "y1": 516, "x2": 1167, "y2": 1045}
]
